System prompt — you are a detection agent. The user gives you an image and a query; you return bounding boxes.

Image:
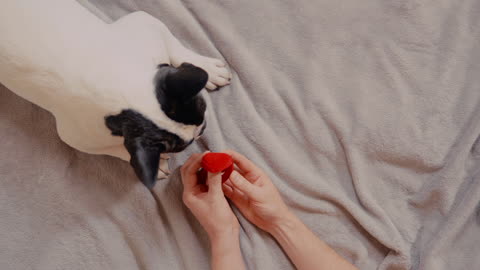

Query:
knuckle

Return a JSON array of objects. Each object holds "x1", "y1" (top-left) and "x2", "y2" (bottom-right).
[
  {"x1": 234, "y1": 178, "x2": 244, "y2": 187},
  {"x1": 245, "y1": 172, "x2": 261, "y2": 183}
]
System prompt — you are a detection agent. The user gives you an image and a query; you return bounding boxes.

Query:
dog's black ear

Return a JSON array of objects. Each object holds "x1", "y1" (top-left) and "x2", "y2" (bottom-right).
[
  {"x1": 105, "y1": 110, "x2": 166, "y2": 189},
  {"x1": 164, "y1": 63, "x2": 208, "y2": 101},
  {"x1": 124, "y1": 137, "x2": 164, "y2": 189}
]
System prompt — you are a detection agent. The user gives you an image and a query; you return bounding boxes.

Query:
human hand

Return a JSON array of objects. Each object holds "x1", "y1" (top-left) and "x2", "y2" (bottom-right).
[
  {"x1": 181, "y1": 152, "x2": 239, "y2": 241},
  {"x1": 221, "y1": 150, "x2": 294, "y2": 234}
]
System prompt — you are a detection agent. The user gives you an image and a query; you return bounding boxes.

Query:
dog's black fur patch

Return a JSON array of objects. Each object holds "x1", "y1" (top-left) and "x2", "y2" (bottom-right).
[
  {"x1": 155, "y1": 63, "x2": 207, "y2": 126},
  {"x1": 105, "y1": 109, "x2": 194, "y2": 188},
  {"x1": 104, "y1": 63, "x2": 208, "y2": 189}
]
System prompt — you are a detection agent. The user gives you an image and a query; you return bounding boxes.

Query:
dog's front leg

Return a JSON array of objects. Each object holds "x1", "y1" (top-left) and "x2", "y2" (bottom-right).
[
  {"x1": 114, "y1": 11, "x2": 232, "y2": 90},
  {"x1": 157, "y1": 154, "x2": 170, "y2": 180},
  {"x1": 164, "y1": 32, "x2": 232, "y2": 91}
]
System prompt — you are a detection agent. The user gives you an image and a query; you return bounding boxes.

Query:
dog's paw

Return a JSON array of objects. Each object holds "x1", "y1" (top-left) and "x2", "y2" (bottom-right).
[
  {"x1": 157, "y1": 157, "x2": 170, "y2": 180},
  {"x1": 197, "y1": 57, "x2": 232, "y2": 90},
  {"x1": 177, "y1": 55, "x2": 231, "y2": 90},
  {"x1": 157, "y1": 169, "x2": 169, "y2": 180}
]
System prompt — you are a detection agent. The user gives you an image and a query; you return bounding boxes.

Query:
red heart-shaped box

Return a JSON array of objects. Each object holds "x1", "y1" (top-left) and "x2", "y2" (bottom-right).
[{"x1": 197, "y1": 153, "x2": 233, "y2": 184}]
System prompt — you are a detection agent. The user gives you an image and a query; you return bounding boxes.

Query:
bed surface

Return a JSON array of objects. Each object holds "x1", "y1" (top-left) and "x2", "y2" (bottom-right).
[{"x1": 1, "y1": 0, "x2": 480, "y2": 269}]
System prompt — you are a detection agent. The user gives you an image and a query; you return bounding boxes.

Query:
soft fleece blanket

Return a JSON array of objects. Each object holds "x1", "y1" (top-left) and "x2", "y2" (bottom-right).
[{"x1": 1, "y1": 0, "x2": 480, "y2": 269}]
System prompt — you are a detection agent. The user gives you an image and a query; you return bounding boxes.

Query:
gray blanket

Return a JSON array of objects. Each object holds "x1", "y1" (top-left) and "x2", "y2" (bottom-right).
[{"x1": 1, "y1": 0, "x2": 480, "y2": 269}]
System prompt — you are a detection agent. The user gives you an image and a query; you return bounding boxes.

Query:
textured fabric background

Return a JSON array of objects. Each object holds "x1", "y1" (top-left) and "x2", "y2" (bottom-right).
[{"x1": 1, "y1": 0, "x2": 480, "y2": 269}]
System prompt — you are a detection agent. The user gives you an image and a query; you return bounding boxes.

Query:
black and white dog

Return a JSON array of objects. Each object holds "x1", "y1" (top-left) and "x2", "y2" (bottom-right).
[{"x1": 0, "y1": 0, "x2": 231, "y2": 188}]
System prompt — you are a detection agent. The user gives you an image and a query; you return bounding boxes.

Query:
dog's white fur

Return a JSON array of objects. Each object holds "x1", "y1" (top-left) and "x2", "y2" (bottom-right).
[{"x1": 0, "y1": 0, "x2": 230, "y2": 169}]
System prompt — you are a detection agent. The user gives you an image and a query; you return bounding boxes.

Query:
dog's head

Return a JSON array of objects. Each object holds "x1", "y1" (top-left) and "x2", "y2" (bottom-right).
[{"x1": 105, "y1": 63, "x2": 208, "y2": 188}]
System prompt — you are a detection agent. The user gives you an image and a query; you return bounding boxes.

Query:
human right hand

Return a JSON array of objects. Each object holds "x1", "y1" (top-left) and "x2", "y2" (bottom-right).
[
  {"x1": 221, "y1": 150, "x2": 294, "y2": 234},
  {"x1": 222, "y1": 151, "x2": 359, "y2": 270}
]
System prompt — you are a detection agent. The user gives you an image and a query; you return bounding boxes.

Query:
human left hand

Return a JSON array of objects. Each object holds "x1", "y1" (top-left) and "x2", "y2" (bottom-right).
[{"x1": 181, "y1": 152, "x2": 239, "y2": 241}]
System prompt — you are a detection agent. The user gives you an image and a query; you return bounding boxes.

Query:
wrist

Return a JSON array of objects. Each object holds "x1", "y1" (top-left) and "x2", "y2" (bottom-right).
[
  {"x1": 210, "y1": 229, "x2": 241, "y2": 256},
  {"x1": 209, "y1": 226, "x2": 239, "y2": 245},
  {"x1": 209, "y1": 228, "x2": 246, "y2": 270},
  {"x1": 268, "y1": 211, "x2": 301, "y2": 238}
]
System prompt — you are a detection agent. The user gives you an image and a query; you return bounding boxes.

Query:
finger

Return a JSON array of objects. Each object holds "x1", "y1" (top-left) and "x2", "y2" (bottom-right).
[
  {"x1": 222, "y1": 183, "x2": 234, "y2": 195},
  {"x1": 223, "y1": 183, "x2": 246, "y2": 200},
  {"x1": 181, "y1": 153, "x2": 204, "y2": 191},
  {"x1": 223, "y1": 182, "x2": 248, "y2": 208},
  {"x1": 223, "y1": 179, "x2": 234, "y2": 189},
  {"x1": 207, "y1": 172, "x2": 223, "y2": 196},
  {"x1": 222, "y1": 185, "x2": 236, "y2": 201},
  {"x1": 224, "y1": 150, "x2": 260, "y2": 174},
  {"x1": 181, "y1": 153, "x2": 200, "y2": 175},
  {"x1": 224, "y1": 150, "x2": 262, "y2": 182},
  {"x1": 224, "y1": 179, "x2": 245, "y2": 197},
  {"x1": 185, "y1": 151, "x2": 210, "y2": 175},
  {"x1": 229, "y1": 170, "x2": 259, "y2": 198}
]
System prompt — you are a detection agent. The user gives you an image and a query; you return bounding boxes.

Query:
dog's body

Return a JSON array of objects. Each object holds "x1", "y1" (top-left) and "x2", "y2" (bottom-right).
[{"x1": 0, "y1": 0, "x2": 231, "y2": 187}]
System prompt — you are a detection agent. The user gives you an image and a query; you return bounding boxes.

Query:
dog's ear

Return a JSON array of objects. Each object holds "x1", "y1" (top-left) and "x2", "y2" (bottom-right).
[
  {"x1": 105, "y1": 110, "x2": 165, "y2": 189},
  {"x1": 164, "y1": 63, "x2": 208, "y2": 101},
  {"x1": 124, "y1": 137, "x2": 164, "y2": 189}
]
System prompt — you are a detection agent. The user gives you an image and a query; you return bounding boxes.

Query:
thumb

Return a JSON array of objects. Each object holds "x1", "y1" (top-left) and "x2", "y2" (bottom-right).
[
  {"x1": 229, "y1": 170, "x2": 258, "y2": 198},
  {"x1": 207, "y1": 172, "x2": 223, "y2": 196}
]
